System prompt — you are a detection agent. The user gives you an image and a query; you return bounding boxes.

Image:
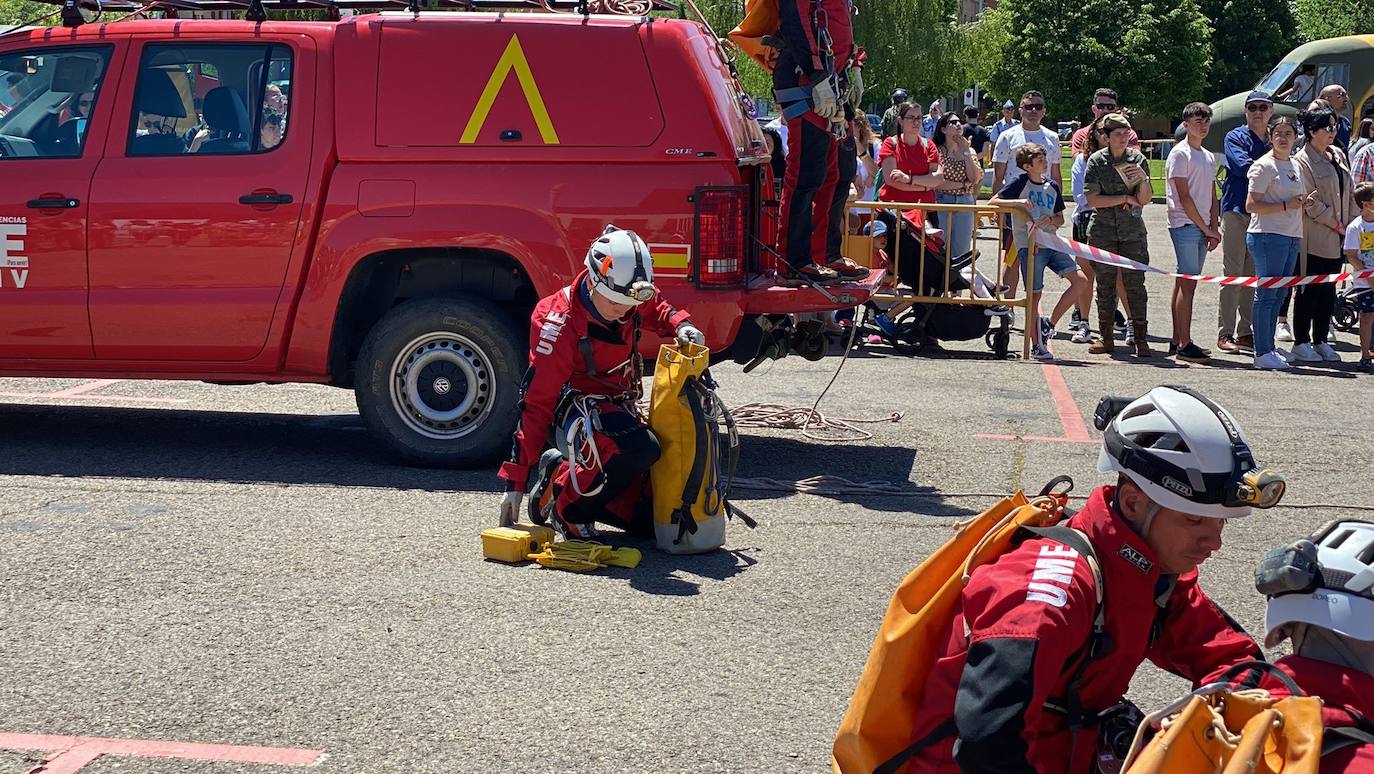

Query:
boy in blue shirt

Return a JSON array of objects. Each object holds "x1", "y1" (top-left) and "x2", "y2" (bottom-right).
[{"x1": 991, "y1": 144, "x2": 1090, "y2": 360}]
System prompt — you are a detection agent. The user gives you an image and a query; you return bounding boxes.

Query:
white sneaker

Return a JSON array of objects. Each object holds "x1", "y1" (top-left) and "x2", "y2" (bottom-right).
[
  {"x1": 1276, "y1": 321, "x2": 1295, "y2": 342},
  {"x1": 1316, "y1": 342, "x2": 1341, "y2": 362},
  {"x1": 1031, "y1": 343, "x2": 1054, "y2": 361},
  {"x1": 1274, "y1": 347, "x2": 1291, "y2": 363},
  {"x1": 1071, "y1": 322, "x2": 1092, "y2": 344},
  {"x1": 1290, "y1": 342, "x2": 1321, "y2": 362},
  {"x1": 1124, "y1": 321, "x2": 1136, "y2": 346},
  {"x1": 1254, "y1": 352, "x2": 1292, "y2": 370}
]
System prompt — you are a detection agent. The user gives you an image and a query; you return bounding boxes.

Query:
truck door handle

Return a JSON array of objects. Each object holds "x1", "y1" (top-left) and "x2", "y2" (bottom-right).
[
  {"x1": 238, "y1": 192, "x2": 293, "y2": 206},
  {"x1": 27, "y1": 197, "x2": 79, "y2": 209}
]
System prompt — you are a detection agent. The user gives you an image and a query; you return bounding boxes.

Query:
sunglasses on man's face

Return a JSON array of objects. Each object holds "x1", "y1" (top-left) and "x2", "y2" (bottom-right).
[
  {"x1": 1094, "y1": 103, "x2": 1116, "y2": 110},
  {"x1": 1021, "y1": 103, "x2": 1045, "y2": 111},
  {"x1": 1245, "y1": 103, "x2": 1272, "y2": 113}
]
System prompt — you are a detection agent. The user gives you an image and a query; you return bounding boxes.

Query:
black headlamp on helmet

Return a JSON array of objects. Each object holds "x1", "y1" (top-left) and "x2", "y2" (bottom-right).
[{"x1": 1094, "y1": 386, "x2": 1285, "y2": 510}]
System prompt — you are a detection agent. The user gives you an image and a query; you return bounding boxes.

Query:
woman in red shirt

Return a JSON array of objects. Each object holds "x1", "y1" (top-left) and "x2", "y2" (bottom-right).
[{"x1": 879, "y1": 101, "x2": 944, "y2": 229}]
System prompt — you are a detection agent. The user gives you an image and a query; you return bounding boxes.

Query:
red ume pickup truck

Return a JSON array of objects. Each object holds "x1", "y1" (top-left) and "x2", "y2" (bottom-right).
[{"x1": 0, "y1": 5, "x2": 880, "y2": 466}]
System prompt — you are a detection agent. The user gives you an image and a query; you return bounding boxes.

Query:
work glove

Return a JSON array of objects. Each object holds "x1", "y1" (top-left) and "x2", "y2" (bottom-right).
[
  {"x1": 811, "y1": 76, "x2": 841, "y2": 120},
  {"x1": 676, "y1": 323, "x2": 706, "y2": 347},
  {"x1": 846, "y1": 66, "x2": 864, "y2": 113},
  {"x1": 499, "y1": 491, "x2": 523, "y2": 527}
]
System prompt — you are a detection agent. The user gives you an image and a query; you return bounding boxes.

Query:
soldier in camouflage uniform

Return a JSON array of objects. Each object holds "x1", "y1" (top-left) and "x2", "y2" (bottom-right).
[{"x1": 1083, "y1": 113, "x2": 1155, "y2": 357}]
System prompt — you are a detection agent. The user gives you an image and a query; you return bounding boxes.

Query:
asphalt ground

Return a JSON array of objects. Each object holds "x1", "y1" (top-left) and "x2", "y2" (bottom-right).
[{"x1": 2, "y1": 204, "x2": 1372, "y2": 773}]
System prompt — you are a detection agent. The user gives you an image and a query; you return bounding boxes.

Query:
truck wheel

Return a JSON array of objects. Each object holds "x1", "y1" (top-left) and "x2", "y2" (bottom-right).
[{"x1": 355, "y1": 296, "x2": 523, "y2": 468}]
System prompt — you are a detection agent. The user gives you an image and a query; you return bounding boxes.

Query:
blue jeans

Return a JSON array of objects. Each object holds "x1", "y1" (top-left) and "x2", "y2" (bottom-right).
[
  {"x1": 936, "y1": 192, "x2": 975, "y2": 260},
  {"x1": 1168, "y1": 224, "x2": 1208, "y2": 275},
  {"x1": 1246, "y1": 233, "x2": 1300, "y2": 356}
]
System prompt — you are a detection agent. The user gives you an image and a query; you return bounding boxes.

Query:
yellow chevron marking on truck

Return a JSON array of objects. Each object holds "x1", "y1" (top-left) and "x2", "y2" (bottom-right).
[{"x1": 460, "y1": 35, "x2": 559, "y2": 145}]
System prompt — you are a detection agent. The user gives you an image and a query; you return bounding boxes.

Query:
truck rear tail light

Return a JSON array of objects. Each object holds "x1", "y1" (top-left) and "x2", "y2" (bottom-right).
[{"x1": 693, "y1": 186, "x2": 747, "y2": 288}]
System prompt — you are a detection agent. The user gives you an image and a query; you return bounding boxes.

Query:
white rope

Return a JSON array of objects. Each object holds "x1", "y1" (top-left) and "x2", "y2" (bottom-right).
[{"x1": 729, "y1": 320, "x2": 904, "y2": 442}]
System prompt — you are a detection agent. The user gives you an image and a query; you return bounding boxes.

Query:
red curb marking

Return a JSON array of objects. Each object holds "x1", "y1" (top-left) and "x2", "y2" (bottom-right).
[
  {"x1": 0, "y1": 733, "x2": 323, "y2": 772},
  {"x1": 976, "y1": 363, "x2": 1099, "y2": 445}
]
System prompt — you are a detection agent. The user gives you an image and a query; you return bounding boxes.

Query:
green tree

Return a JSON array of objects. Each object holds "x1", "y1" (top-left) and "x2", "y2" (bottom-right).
[
  {"x1": 1198, "y1": 0, "x2": 1297, "y2": 100},
  {"x1": 1121, "y1": 0, "x2": 1212, "y2": 116},
  {"x1": 975, "y1": 0, "x2": 1213, "y2": 122},
  {"x1": 1, "y1": 0, "x2": 55, "y2": 26},
  {"x1": 695, "y1": 0, "x2": 967, "y2": 112},
  {"x1": 1292, "y1": 0, "x2": 1373, "y2": 41}
]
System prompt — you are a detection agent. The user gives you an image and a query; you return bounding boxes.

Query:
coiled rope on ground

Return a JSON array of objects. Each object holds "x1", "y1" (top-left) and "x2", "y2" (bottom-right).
[{"x1": 730, "y1": 315, "x2": 903, "y2": 442}]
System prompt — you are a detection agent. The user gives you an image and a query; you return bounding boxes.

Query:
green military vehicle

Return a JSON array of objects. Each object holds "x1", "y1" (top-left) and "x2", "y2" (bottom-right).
[{"x1": 1206, "y1": 35, "x2": 1374, "y2": 152}]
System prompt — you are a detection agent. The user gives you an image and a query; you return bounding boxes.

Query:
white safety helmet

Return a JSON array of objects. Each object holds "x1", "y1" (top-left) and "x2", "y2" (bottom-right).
[
  {"x1": 584, "y1": 224, "x2": 656, "y2": 306},
  {"x1": 1095, "y1": 385, "x2": 1283, "y2": 519},
  {"x1": 1259, "y1": 520, "x2": 1374, "y2": 646}
]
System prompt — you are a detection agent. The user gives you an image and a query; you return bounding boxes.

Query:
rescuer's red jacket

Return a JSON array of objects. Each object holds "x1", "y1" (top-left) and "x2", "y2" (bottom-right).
[
  {"x1": 497, "y1": 270, "x2": 690, "y2": 492},
  {"x1": 901, "y1": 485, "x2": 1262, "y2": 773},
  {"x1": 1260, "y1": 656, "x2": 1374, "y2": 772}
]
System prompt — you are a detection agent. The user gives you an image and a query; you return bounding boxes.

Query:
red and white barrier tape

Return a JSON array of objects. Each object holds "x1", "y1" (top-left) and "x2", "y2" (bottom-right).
[{"x1": 1034, "y1": 230, "x2": 1374, "y2": 289}]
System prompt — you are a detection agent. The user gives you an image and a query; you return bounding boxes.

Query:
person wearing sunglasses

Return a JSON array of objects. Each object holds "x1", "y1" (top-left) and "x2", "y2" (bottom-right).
[
  {"x1": 992, "y1": 90, "x2": 1063, "y2": 295},
  {"x1": 1218, "y1": 91, "x2": 1275, "y2": 355},
  {"x1": 864, "y1": 386, "x2": 1272, "y2": 774},
  {"x1": 1070, "y1": 87, "x2": 1139, "y2": 157},
  {"x1": 498, "y1": 225, "x2": 703, "y2": 540}
]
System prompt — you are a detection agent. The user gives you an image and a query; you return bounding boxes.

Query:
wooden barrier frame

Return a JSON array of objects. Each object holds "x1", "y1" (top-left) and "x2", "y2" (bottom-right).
[{"x1": 844, "y1": 200, "x2": 1035, "y2": 361}]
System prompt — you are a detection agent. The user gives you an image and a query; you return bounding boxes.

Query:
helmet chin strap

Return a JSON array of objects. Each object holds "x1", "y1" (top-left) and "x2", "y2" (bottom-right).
[
  {"x1": 1113, "y1": 483, "x2": 1162, "y2": 539},
  {"x1": 1140, "y1": 501, "x2": 1162, "y2": 540}
]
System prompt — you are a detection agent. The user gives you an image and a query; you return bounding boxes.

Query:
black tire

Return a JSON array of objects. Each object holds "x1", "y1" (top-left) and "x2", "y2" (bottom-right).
[
  {"x1": 1334, "y1": 301, "x2": 1358, "y2": 333},
  {"x1": 890, "y1": 310, "x2": 925, "y2": 356},
  {"x1": 354, "y1": 296, "x2": 524, "y2": 468},
  {"x1": 991, "y1": 329, "x2": 1011, "y2": 359}
]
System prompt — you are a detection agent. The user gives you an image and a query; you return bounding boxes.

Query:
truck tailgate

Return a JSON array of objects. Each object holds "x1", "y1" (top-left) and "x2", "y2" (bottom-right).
[{"x1": 742, "y1": 268, "x2": 886, "y2": 314}]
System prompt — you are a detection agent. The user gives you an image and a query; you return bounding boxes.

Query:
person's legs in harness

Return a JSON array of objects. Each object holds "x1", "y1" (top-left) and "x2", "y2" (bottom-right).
[
  {"x1": 778, "y1": 112, "x2": 843, "y2": 285},
  {"x1": 535, "y1": 400, "x2": 661, "y2": 539}
]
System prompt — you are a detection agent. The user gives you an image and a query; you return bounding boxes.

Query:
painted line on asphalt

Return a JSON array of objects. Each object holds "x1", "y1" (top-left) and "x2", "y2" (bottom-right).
[
  {"x1": 975, "y1": 363, "x2": 1099, "y2": 445},
  {"x1": 0, "y1": 378, "x2": 185, "y2": 405},
  {"x1": 0, "y1": 732, "x2": 323, "y2": 772},
  {"x1": 46, "y1": 380, "x2": 122, "y2": 398}
]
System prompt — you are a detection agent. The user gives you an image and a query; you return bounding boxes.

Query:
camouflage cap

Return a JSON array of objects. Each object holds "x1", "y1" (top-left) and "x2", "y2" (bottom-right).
[{"x1": 1101, "y1": 112, "x2": 1133, "y2": 132}]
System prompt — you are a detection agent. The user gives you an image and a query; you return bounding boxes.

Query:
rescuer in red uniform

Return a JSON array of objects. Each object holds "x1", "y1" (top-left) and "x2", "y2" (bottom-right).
[
  {"x1": 497, "y1": 225, "x2": 702, "y2": 539},
  {"x1": 772, "y1": 0, "x2": 869, "y2": 285},
  {"x1": 883, "y1": 386, "x2": 1280, "y2": 773}
]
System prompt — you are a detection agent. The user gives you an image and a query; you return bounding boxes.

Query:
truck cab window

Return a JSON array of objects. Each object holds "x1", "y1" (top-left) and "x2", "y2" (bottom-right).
[
  {"x1": 128, "y1": 44, "x2": 292, "y2": 157},
  {"x1": 0, "y1": 47, "x2": 112, "y2": 159}
]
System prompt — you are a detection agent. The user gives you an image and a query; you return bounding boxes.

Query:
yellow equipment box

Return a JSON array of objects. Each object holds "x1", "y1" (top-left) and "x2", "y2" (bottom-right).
[{"x1": 481, "y1": 524, "x2": 555, "y2": 564}]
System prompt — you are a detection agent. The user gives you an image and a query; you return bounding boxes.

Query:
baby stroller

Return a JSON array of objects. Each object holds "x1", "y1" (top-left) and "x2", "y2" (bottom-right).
[
  {"x1": 1334, "y1": 283, "x2": 1368, "y2": 333},
  {"x1": 859, "y1": 209, "x2": 1013, "y2": 358}
]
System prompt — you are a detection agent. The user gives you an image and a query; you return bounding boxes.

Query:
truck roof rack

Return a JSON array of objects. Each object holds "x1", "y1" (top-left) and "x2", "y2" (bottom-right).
[{"x1": 38, "y1": 0, "x2": 678, "y2": 27}]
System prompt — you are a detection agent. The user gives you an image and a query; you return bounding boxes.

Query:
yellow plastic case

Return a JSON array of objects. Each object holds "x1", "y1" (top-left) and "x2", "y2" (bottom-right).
[{"x1": 481, "y1": 524, "x2": 555, "y2": 564}]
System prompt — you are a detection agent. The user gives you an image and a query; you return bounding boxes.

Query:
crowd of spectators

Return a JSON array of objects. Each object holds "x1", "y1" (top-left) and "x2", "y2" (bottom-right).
[{"x1": 780, "y1": 78, "x2": 1374, "y2": 372}]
